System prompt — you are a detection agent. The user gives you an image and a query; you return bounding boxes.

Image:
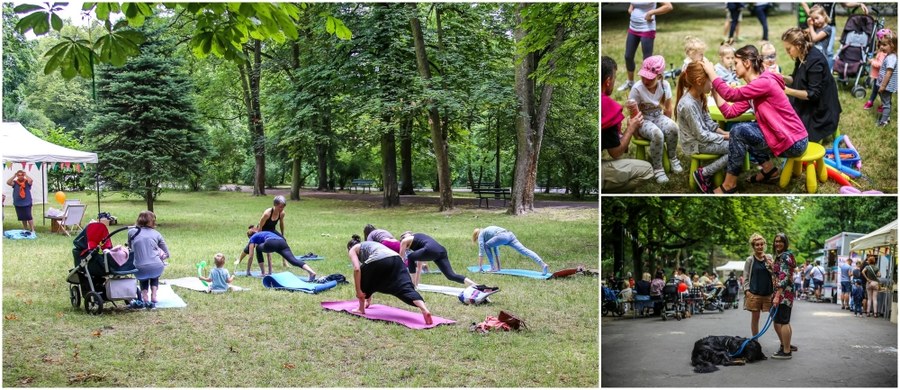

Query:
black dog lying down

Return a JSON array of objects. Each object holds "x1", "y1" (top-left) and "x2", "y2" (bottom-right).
[{"x1": 691, "y1": 335, "x2": 767, "y2": 373}]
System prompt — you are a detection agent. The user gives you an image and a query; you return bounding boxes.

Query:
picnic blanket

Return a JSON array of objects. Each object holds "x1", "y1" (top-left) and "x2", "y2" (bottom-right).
[
  {"x1": 321, "y1": 300, "x2": 455, "y2": 329},
  {"x1": 3, "y1": 230, "x2": 36, "y2": 240},
  {"x1": 153, "y1": 284, "x2": 187, "y2": 309},
  {"x1": 417, "y1": 283, "x2": 465, "y2": 297},
  {"x1": 163, "y1": 277, "x2": 249, "y2": 292},
  {"x1": 262, "y1": 272, "x2": 337, "y2": 294},
  {"x1": 467, "y1": 265, "x2": 551, "y2": 280}
]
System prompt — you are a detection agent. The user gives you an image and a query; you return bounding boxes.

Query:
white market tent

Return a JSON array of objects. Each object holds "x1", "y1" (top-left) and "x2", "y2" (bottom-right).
[
  {"x1": 1, "y1": 122, "x2": 98, "y2": 222},
  {"x1": 715, "y1": 260, "x2": 745, "y2": 273},
  {"x1": 850, "y1": 219, "x2": 897, "y2": 252}
]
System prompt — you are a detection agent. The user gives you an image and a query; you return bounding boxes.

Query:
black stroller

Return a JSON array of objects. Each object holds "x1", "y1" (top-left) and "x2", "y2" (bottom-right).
[
  {"x1": 66, "y1": 222, "x2": 139, "y2": 315},
  {"x1": 833, "y1": 14, "x2": 878, "y2": 98},
  {"x1": 721, "y1": 276, "x2": 741, "y2": 309},
  {"x1": 660, "y1": 282, "x2": 687, "y2": 321}
]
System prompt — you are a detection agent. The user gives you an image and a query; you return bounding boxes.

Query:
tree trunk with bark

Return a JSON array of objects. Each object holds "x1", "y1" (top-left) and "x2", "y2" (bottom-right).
[
  {"x1": 290, "y1": 157, "x2": 301, "y2": 201},
  {"x1": 381, "y1": 128, "x2": 400, "y2": 207},
  {"x1": 410, "y1": 6, "x2": 453, "y2": 211},
  {"x1": 239, "y1": 40, "x2": 266, "y2": 196},
  {"x1": 399, "y1": 116, "x2": 415, "y2": 195}
]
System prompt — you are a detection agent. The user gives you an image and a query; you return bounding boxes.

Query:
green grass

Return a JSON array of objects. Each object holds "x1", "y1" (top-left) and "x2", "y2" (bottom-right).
[
  {"x1": 2, "y1": 191, "x2": 598, "y2": 387},
  {"x1": 601, "y1": 3, "x2": 898, "y2": 193}
]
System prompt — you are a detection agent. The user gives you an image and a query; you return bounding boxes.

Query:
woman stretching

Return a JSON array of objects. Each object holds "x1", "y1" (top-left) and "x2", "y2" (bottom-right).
[
  {"x1": 347, "y1": 235, "x2": 432, "y2": 325},
  {"x1": 473, "y1": 226, "x2": 549, "y2": 274},
  {"x1": 398, "y1": 232, "x2": 477, "y2": 287},
  {"x1": 240, "y1": 226, "x2": 316, "y2": 280},
  {"x1": 699, "y1": 46, "x2": 809, "y2": 194}
]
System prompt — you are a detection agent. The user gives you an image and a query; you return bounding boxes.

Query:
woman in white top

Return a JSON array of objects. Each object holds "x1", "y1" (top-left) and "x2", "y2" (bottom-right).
[{"x1": 617, "y1": 2, "x2": 673, "y2": 91}]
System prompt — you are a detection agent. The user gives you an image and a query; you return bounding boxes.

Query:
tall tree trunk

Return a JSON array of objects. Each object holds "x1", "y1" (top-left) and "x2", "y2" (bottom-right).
[
  {"x1": 410, "y1": 7, "x2": 453, "y2": 211},
  {"x1": 399, "y1": 116, "x2": 415, "y2": 195},
  {"x1": 327, "y1": 145, "x2": 336, "y2": 191},
  {"x1": 613, "y1": 220, "x2": 624, "y2": 280},
  {"x1": 316, "y1": 142, "x2": 328, "y2": 191},
  {"x1": 509, "y1": 5, "x2": 564, "y2": 215},
  {"x1": 242, "y1": 40, "x2": 266, "y2": 196},
  {"x1": 290, "y1": 157, "x2": 301, "y2": 201},
  {"x1": 495, "y1": 114, "x2": 501, "y2": 187},
  {"x1": 381, "y1": 128, "x2": 400, "y2": 207}
]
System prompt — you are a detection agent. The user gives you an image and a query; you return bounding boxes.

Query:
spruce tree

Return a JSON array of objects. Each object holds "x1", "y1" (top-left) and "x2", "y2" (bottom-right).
[{"x1": 85, "y1": 30, "x2": 208, "y2": 212}]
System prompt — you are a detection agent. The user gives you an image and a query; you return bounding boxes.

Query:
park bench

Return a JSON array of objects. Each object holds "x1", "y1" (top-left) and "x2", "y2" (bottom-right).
[
  {"x1": 470, "y1": 181, "x2": 510, "y2": 208},
  {"x1": 350, "y1": 179, "x2": 375, "y2": 194}
]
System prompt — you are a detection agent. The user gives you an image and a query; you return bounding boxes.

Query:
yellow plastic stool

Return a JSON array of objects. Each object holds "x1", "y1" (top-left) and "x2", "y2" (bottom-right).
[
  {"x1": 779, "y1": 142, "x2": 827, "y2": 193},
  {"x1": 689, "y1": 154, "x2": 726, "y2": 191},
  {"x1": 631, "y1": 138, "x2": 671, "y2": 172}
]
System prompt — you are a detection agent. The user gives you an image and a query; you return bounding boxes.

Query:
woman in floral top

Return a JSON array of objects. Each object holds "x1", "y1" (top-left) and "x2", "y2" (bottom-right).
[{"x1": 771, "y1": 232, "x2": 797, "y2": 359}]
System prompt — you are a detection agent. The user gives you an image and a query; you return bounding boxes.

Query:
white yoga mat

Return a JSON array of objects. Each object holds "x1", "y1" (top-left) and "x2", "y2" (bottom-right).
[
  {"x1": 163, "y1": 277, "x2": 248, "y2": 292},
  {"x1": 417, "y1": 284, "x2": 464, "y2": 297},
  {"x1": 153, "y1": 284, "x2": 187, "y2": 308}
]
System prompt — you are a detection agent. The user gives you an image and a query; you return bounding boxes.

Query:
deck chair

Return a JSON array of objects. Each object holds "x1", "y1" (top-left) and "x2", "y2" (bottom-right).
[{"x1": 59, "y1": 204, "x2": 87, "y2": 236}]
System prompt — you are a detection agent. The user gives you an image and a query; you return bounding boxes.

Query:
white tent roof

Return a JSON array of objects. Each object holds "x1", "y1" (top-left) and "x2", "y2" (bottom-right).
[
  {"x1": 1, "y1": 122, "x2": 97, "y2": 163},
  {"x1": 715, "y1": 261, "x2": 745, "y2": 272},
  {"x1": 850, "y1": 219, "x2": 898, "y2": 252}
]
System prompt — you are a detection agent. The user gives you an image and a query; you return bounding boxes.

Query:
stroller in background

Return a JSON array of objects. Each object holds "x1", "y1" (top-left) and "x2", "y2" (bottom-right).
[
  {"x1": 602, "y1": 285, "x2": 626, "y2": 317},
  {"x1": 721, "y1": 276, "x2": 741, "y2": 309},
  {"x1": 660, "y1": 282, "x2": 687, "y2": 321},
  {"x1": 833, "y1": 13, "x2": 879, "y2": 98},
  {"x1": 66, "y1": 222, "x2": 139, "y2": 315}
]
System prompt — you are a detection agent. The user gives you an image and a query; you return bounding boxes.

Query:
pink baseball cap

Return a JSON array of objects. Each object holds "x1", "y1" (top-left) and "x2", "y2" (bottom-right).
[
  {"x1": 877, "y1": 28, "x2": 893, "y2": 40},
  {"x1": 639, "y1": 55, "x2": 666, "y2": 79}
]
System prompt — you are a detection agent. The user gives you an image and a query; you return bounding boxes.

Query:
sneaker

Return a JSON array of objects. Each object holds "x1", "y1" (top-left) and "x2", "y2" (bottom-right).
[
  {"x1": 693, "y1": 168, "x2": 710, "y2": 193},
  {"x1": 772, "y1": 350, "x2": 792, "y2": 359},
  {"x1": 670, "y1": 159, "x2": 684, "y2": 174},
  {"x1": 617, "y1": 80, "x2": 634, "y2": 92},
  {"x1": 863, "y1": 101, "x2": 873, "y2": 110},
  {"x1": 877, "y1": 105, "x2": 884, "y2": 113},
  {"x1": 144, "y1": 301, "x2": 156, "y2": 310},
  {"x1": 654, "y1": 169, "x2": 669, "y2": 184},
  {"x1": 877, "y1": 119, "x2": 890, "y2": 127},
  {"x1": 308, "y1": 273, "x2": 317, "y2": 283},
  {"x1": 129, "y1": 300, "x2": 145, "y2": 309}
]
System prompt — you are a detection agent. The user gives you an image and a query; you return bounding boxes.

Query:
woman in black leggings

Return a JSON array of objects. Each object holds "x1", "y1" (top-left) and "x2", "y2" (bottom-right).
[
  {"x1": 242, "y1": 226, "x2": 317, "y2": 280},
  {"x1": 398, "y1": 232, "x2": 477, "y2": 287}
]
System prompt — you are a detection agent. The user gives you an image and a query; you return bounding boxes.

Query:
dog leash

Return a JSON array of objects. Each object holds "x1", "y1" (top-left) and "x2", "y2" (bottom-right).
[{"x1": 730, "y1": 304, "x2": 778, "y2": 357}]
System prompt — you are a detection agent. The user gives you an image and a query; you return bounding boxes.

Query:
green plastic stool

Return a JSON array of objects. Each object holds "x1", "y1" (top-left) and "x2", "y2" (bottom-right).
[
  {"x1": 631, "y1": 138, "x2": 671, "y2": 172},
  {"x1": 689, "y1": 154, "x2": 726, "y2": 191}
]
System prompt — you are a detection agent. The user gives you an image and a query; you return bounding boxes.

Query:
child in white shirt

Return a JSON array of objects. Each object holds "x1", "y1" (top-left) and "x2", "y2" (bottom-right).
[
  {"x1": 630, "y1": 55, "x2": 682, "y2": 184},
  {"x1": 714, "y1": 44, "x2": 740, "y2": 86}
]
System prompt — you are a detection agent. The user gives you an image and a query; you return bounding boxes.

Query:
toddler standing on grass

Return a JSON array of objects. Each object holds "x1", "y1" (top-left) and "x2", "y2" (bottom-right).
[
  {"x1": 876, "y1": 34, "x2": 897, "y2": 127},
  {"x1": 760, "y1": 42, "x2": 781, "y2": 74},
  {"x1": 629, "y1": 55, "x2": 682, "y2": 184},
  {"x1": 714, "y1": 44, "x2": 740, "y2": 86},
  {"x1": 864, "y1": 29, "x2": 893, "y2": 111},
  {"x1": 200, "y1": 253, "x2": 234, "y2": 293}
]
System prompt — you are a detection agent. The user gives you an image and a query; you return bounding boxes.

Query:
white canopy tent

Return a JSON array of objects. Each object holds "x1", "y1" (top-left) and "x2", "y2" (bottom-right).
[
  {"x1": 715, "y1": 260, "x2": 745, "y2": 273},
  {"x1": 1, "y1": 122, "x2": 99, "y2": 223},
  {"x1": 850, "y1": 219, "x2": 897, "y2": 252}
]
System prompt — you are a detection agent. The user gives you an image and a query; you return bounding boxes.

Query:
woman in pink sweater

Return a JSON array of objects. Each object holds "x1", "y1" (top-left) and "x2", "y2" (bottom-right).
[{"x1": 699, "y1": 46, "x2": 808, "y2": 194}]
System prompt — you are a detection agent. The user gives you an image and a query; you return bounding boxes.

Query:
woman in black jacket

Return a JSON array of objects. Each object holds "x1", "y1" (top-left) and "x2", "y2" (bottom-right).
[{"x1": 782, "y1": 27, "x2": 842, "y2": 143}]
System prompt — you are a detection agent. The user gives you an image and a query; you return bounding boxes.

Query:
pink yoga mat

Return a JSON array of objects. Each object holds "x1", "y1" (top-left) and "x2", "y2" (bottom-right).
[{"x1": 321, "y1": 300, "x2": 455, "y2": 329}]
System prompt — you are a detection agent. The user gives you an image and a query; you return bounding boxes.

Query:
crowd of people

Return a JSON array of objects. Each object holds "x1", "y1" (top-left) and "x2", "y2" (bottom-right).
[{"x1": 601, "y1": 2, "x2": 897, "y2": 193}]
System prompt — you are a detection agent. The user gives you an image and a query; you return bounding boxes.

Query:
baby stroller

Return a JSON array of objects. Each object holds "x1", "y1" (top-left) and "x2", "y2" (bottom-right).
[
  {"x1": 66, "y1": 222, "x2": 139, "y2": 315},
  {"x1": 660, "y1": 282, "x2": 687, "y2": 321},
  {"x1": 833, "y1": 13, "x2": 878, "y2": 98},
  {"x1": 721, "y1": 277, "x2": 741, "y2": 309},
  {"x1": 701, "y1": 285, "x2": 726, "y2": 312},
  {"x1": 602, "y1": 285, "x2": 626, "y2": 317}
]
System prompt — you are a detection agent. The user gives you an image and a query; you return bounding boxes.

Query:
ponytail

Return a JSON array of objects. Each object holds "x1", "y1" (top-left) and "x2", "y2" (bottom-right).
[
  {"x1": 781, "y1": 28, "x2": 813, "y2": 62},
  {"x1": 675, "y1": 70, "x2": 689, "y2": 121}
]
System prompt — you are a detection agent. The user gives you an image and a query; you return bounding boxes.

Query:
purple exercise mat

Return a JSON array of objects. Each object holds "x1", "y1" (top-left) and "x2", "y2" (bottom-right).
[{"x1": 320, "y1": 300, "x2": 455, "y2": 329}]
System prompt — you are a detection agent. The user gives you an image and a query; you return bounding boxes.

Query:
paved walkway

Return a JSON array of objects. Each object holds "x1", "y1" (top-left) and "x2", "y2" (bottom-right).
[{"x1": 601, "y1": 299, "x2": 897, "y2": 387}]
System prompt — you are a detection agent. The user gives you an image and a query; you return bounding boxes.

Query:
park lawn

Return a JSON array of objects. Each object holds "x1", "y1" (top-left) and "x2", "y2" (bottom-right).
[
  {"x1": 601, "y1": 3, "x2": 898, "y2": 194},
  {"x1": 1, "y1": 191, "x2": 598, "y2": 387}
]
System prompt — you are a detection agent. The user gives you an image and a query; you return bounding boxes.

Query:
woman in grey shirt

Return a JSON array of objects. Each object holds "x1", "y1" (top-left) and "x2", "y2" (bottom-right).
[
  {"x1": 129, "y1": 211, "x2": 170, "y2": 309},
  {"x1": 676, "y1": 61, "x2": 730, "y2": 194}
]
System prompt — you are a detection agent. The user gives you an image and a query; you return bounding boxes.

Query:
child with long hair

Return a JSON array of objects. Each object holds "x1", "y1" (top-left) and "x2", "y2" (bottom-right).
[
  {"x1": 876, "y1": 34, "x2": 897, "y2": 127},
  {"x1": 806, "y1": 5, "x2": 835, "y2": 71},
  {"x1": 629, "y1": 55, "x2": 682, "y2": 184},
  {"x1": 676, "y1": 61, "x2": 730, "y2": 193},
  {"x1": 864, "y1": 29, "x2": 893, "y2": 111}
]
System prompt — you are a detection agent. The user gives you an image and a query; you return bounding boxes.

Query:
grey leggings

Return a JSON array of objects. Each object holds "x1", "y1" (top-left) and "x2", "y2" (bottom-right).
[
  {"x1": 638, "y1": 111, "x2": 679, "y2": 170},
  {"x1": 727, "y1": 122, "x2": 807, "y2": 175},
  {"x1": 624, "y1": 32, "x2": 655, "y2": 73},
  {"x1": 879, "y1": 90, "x2": 893, "y2": 123},
  {"x1": 697, "y1": 140, "x2": 730, "y2": 177}
]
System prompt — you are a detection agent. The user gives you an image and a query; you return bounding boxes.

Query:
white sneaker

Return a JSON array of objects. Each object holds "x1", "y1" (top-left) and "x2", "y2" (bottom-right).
[
  {"x1": 654, "y1": 169, "x2": 669, "y2": 184},
  {"x1": 670, "y1": 159, "x2": 684, "y2": 174},
  {"x1": 617, "y1": 80, "x2": 634, "y2": 92}
]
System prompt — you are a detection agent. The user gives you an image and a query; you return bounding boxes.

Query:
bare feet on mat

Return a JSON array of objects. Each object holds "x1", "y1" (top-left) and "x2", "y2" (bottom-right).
[{"x1": 423, "y1": 311, "x2": 433, "y2": 325}]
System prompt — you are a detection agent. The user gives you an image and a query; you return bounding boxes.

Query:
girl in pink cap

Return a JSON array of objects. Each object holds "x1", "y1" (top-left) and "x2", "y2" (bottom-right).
[{"x1": 629, "y1": 55, "x2": 682, "y2": 184}]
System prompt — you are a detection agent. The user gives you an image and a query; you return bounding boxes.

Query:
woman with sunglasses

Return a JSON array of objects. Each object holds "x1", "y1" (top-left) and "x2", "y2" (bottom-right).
[
  {"x1": 781, "y1": 27, "x2": 842, "y2": 143},
  {"x1": 700, "y1": 46, "x2": 808, "y2": 194}
]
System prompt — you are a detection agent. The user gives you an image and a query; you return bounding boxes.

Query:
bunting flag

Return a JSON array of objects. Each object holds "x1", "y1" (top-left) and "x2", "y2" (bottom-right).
[
  {"x1": 4, "y1": 162, "x2": 10, "y2": 170},
  {"x1": 20, "y1": 162, "x2": 26, "y2": 169},
  {"x1": 27, "y1": 163, "x2": 33, "y2": 171},
  {"x1": 63, "y1": 162, "x2": 71, "y2": 169},
  {"x1": 35, "y1": 162, "x2": 42, "y2": 170},
  {"x1": 74, "y1": 163, "x2": 81, "y2": 173}
]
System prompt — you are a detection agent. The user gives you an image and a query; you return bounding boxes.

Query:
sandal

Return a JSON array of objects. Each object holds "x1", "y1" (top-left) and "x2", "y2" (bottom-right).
[
  {"x1": 746, "y1": 166, "x2": 780, "y2": 184},
  {"x1": 713, "y1": 185, "x2": 739, "y2": 194}
]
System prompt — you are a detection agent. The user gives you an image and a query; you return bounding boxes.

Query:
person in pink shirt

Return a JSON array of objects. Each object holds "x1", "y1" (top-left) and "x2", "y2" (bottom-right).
[{"x1": 699, "y1": 46, "x2": 809, "y2": 194}]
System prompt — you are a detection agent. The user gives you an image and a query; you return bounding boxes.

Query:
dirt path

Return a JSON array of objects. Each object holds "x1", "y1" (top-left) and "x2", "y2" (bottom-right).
[{"x1": 220, "y1": 185, "x2": 597, "y2": 209}]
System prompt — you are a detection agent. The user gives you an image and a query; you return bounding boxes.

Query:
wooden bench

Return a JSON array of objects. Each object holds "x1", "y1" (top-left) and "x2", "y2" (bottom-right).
[
  {"x1": 470, "y1": 182, "x2": 510, "y2": 208},
  {"x1": 350, "y1": 179, "x2": 375, "y2": 194}
]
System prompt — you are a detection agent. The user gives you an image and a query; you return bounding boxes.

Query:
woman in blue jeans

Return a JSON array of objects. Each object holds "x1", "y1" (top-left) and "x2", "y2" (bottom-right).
[{"x1": 472, "y1": 226, "x2": 549, "y2": 274}]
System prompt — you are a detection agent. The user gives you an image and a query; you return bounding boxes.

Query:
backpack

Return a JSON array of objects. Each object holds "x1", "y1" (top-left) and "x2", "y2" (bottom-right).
[
  {"x1": 458, "y1": 285, "x2": 500, "y2": 305},
  {"x1": 315, "y1": 273, "x2": 348, "y2": 284}
]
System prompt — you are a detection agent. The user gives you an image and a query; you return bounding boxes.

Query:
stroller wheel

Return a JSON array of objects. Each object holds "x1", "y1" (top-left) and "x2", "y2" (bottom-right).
[
  {"x1": 85, "y1": 292, "x2": 104, "y2": 316},
  {"x1": 69, "y1": 285, "x2": 82, "y2": 309},
  {"x1": 852, "y1": 86, "x2": 867, "y2": 99}
]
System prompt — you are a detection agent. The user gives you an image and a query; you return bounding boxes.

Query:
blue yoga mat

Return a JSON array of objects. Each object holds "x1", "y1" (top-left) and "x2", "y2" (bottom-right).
[
  {"x1": 3, "y1": 230, "x2": 36, "y2": 240},
  {"x1": 235, "y1": 270, "x2": 264, "y2": 278},
  {"x1": 262, "y1": 272, "x2": 337, "y2": 294},
  {"x1": 467, "y1": 265, "x2": 551, "y2": 280}
]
